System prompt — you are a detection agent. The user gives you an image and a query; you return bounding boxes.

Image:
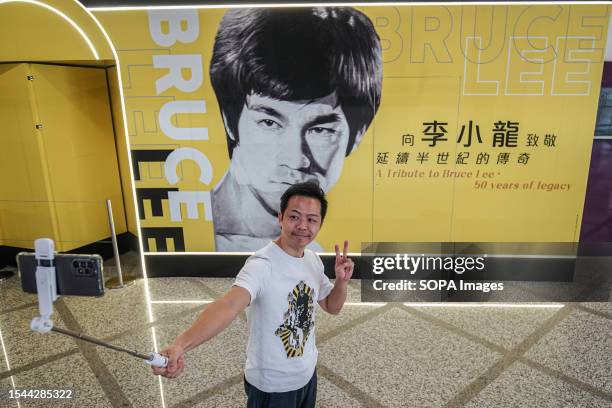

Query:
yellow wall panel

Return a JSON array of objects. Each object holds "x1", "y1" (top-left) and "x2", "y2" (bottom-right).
[
  {"x1": 29, "y1": 64, "x2": 126, "y2": 251},
  {"x1": 107, "y1": 66, "x2": 137, "y2": 236},
  {"x1": 0, "y1": 64, "x2": 59, "y2": 248},
  {"x1": 0, "y1": 1, "x2": 113, "y2": 62}
]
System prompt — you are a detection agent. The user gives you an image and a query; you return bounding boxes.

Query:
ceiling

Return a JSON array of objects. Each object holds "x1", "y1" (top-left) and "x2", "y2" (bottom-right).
[{"x1": 79, "y1": 0, "x2": 563, "y2": 8}]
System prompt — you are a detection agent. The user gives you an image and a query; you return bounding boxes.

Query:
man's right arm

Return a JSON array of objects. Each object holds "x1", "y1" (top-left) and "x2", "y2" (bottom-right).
[{"x1": 152, "y1": 285, "x2": 251, "y2": 378}]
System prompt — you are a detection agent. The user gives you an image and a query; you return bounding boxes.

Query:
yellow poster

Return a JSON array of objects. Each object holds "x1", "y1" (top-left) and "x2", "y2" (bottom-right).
[{"x1": 93, "y1": 4, "x2": 610, "y2": 253}]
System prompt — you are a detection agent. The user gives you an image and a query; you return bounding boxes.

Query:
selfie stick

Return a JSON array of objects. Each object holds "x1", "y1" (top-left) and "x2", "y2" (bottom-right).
[{"x1": 29, "y1": 238, "x2": 167, "y2": 368}]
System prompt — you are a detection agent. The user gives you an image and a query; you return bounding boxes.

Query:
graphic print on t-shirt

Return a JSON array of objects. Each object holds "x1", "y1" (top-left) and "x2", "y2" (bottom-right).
[{"x1": 275, "y1": 281, "x2": 315, "y2": 358}]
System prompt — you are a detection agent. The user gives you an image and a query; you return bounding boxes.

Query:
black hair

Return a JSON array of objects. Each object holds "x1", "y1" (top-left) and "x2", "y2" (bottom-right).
[
  {"x1": 210, "y1": 7, "x2": 382, "y2": 158},
  {"x1": 280, "y1": 181, "x2": 328, "y2": 222}
]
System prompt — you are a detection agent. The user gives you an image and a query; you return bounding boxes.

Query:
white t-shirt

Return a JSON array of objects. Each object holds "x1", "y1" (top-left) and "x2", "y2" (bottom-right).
[{"x1": 233, "y1": 241, "x2": 334, "y2": 392}]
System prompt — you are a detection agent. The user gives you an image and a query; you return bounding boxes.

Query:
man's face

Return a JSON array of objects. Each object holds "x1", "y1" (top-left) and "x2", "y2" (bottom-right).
[
  {"x1": 278, "y1": 195, "x2": 323, "y2": 250},
  {"x1": 228, "y1": 92, "x2": 351, "y2": 211}
]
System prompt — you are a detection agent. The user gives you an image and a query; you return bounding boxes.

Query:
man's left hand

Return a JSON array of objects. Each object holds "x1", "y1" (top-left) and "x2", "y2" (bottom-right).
[{"x1": 334, "y1": 240, "x2": 354, "y2": 283}]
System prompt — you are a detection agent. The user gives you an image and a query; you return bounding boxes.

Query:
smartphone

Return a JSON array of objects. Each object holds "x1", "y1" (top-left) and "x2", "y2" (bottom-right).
[{"x1": 18, "y1": 252, "x2": 105, "y2": 297}]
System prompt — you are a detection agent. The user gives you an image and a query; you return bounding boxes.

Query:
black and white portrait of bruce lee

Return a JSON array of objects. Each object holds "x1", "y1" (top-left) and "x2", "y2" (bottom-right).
[{"x1": 209, "y1": 7, "x2": 383, "y2": 251}]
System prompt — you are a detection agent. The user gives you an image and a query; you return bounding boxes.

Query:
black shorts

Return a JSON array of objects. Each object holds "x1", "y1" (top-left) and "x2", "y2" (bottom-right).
[{"x1": 243, "y1": 369, "x2": 317, "y2": 408}]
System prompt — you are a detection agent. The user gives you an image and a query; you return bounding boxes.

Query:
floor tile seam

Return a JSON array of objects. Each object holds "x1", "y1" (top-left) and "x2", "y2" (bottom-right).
[
  {"x1": 73, "y1": 343, "x2": 133, "y2": 408},
  {"x1": 73, "y1": 303, "x2": 207, "y2": 345},
  {"x1": 317, "y1": 304, "x2": 395, "y2": 344},
  {"x1": 0, "y1": 349, "x2": 80, "y2": 380},
  {"x1": 446, "y1": 306, "x2": 573, "y2": 408},
  {"x1": 396, "y1": 304, "x2": 508, "y2": 355},
  {"x1": 65, "y1": 301, "x2": 241, "y2": 355},
  {"x1": 0, "y1": 302, "x2": 38, "y2": 317},
  {"x1": 168, "y1": 373, "x2": 243, "y2": 408},
  {"x1": 506, "y1": 303, "x2": 575, "y2": 356},
  {"x1": 193, "y1": 280, "x2": 222, "y2": 299},
  {"x1": 398, "y1": 304, "x2": 571, "y2": 407},
  {"x1": 441, "y1": 354, "x2": 517, "y2": 408},
  {"x1": 54, "y1": 299, "x2": 133, "y2": 408},
  {"x1": 399, "y1": 301, "x2": 576, "y2": 359},
  {"x1": 575, "y1": 303, "x2": 612, "y2": 320},
  {"x1": 517, "y1": 356, "x2": 612, "y2": 402},
  {"x1": 190, "y1": 280, "x2": 249, "y2": 323},
  {"x1": 317, "y1": 363, "x2": 387, "y2": 408}
]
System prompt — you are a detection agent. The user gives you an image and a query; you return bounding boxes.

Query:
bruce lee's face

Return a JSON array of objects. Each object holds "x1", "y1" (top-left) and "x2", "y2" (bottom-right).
[{"x1": 228, "y1": 92, "x2": 351, "y2": 211}]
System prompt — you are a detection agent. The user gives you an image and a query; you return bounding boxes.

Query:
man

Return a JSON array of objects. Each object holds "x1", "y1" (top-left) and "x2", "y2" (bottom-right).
[
  {"x1": 209, "y1": 7, "x2": 383, "y2": 251},
  {"x1": 153, "y1": 181, "x2": 354, "y2": 407}
]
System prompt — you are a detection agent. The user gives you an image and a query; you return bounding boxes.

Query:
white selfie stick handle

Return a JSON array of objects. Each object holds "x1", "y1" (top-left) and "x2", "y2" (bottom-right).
[
  {"x1": 146, "y1": 352, "x2": 168, "y2": 368},
  {"x1": 32, "y1": 238, "x2": 57, "y2": 333}
]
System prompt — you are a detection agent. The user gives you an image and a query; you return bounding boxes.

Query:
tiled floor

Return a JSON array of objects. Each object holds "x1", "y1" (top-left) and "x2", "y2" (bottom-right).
[{"x1": 0, "y1": 253, "x2": 610, "y2": 407}]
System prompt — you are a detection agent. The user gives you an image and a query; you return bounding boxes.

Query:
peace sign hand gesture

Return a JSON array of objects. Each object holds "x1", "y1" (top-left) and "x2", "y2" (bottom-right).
[{"x1": 334, "y1": 240, "x2": 354, "y2": 283}]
